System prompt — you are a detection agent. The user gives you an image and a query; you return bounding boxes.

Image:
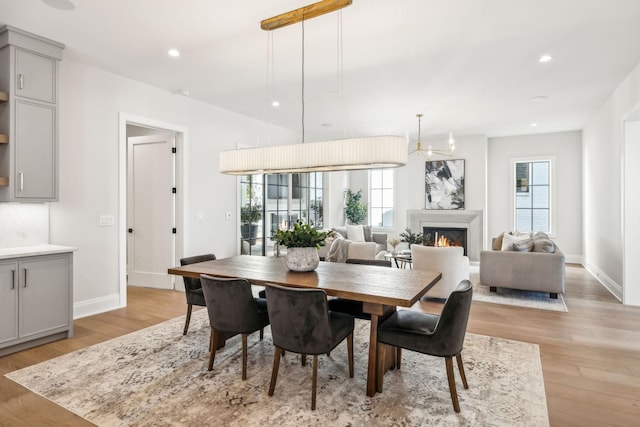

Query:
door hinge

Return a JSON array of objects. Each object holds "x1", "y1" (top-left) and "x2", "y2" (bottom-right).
[
  {"x1": 172, "y1": 147, "x2": 176, "y2": 154},
  {"x1": 172, "y1": 228, "x2": 177, "y2": 234},
  {"x1": 172, "y1": 187, "x2": 176, "y2": 194}
]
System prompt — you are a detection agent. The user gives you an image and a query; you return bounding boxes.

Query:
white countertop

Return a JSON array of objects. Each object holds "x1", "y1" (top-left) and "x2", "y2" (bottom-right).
[{"x1": 0, "y1": 244, "x2": 77, "y2": 260}]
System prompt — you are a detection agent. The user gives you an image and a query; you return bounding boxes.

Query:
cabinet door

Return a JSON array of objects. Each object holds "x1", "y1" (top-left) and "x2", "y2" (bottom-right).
[
  {"x1": 15, "y1": 99, "x2": 56, "y2": 199},
  {"x1": 0, "y1": 262, "x2": 19, "y2": 345},
  {"x1": 15, "y1": 48, "x2": 56, "y2": 103},
  {"x1": 19, "y1": 255, "x2": 70, "y2": 340}
]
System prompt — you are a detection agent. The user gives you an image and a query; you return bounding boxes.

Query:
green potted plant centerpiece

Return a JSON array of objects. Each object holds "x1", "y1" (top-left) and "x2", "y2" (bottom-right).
[{"x1": 273, "y1": 221, "x2": 330, "y2": 272}]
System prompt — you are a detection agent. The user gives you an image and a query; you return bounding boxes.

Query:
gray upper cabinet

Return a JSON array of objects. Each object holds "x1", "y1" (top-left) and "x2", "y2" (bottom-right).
[{"x1": 0, "y1": 25, "x2": 64, "y2": 202}]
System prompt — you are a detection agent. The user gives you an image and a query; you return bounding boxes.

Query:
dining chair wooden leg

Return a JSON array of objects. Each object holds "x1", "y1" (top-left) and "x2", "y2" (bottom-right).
[
  {"x1": 259, "y1": 328, "x2": 264, "y2": 340},
  {"x1": 311, "y1": 355, "x2": 318, "y2": 410},
  {"x1": 445, "y1": 356, "x2": 461, "y2": 413},
  {"x1": 347, "y1": 332, "x2": 354, "y2": 378},
  {"x1": 301, "y1": 354, "x2": 307, "y2": 366},
  {"x1": 183, "y1": 304, "x2": 193, "y2": 335},
  {"x1": 208, "y1": 329, "x2": 218, "y2": 371},
  {"x1": 396, "y1": 347, "x2": 402, "y2": 369},
  {"x1": 242, "y1": 334, "x2": 248, "y2": 380},
  {"x1": 268, "y1": 346, "x2": 281, "y2": 397},
  {"x1": 456, "y1": 353, "x2": 469, "y2": 389},
  {"x1": 376, "y1": 342, "x2": 386, "y2": 393}
]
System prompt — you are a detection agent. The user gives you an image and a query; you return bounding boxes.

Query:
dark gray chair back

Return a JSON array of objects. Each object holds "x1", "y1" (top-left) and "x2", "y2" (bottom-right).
[
  {"x1": 200, "y1": 275, "x2": 268, "y2": 334},
  {"x1": 180, "y1": 254, "x2": 216, "y2": 296},
  {"x1": 345, "y1": 258, "x2": 392, "y2": 267},
  {"x1": 432, "y1": 279, "x2": 473, "y2": 355},
  {"x1": 265, "y1": 284, "x2": 336, "y2": 355}
]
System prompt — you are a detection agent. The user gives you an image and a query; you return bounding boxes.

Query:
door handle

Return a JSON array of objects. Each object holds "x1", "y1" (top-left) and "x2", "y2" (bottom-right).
[
  {"x1": 19, "y1": 172, "x2": 24, "y2": 192},
  {"x1": 128, "y1": 228, "x2": 134, "y2": 233},
  {"x1": 23, "y1": 268, "x2": 27, "y2": 288},
  {"x1": 11, "y1": 269, "x2": 15, "y2": 289},
  {"x1": 18, "y1": 74, "x2": 24, "y2": 90}
]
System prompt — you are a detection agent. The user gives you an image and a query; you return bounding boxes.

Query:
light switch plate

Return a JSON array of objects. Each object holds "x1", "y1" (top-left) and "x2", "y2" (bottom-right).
[
  {"x1": 99, "y1": 215, "x2": 115, "y2": 226},
  {"x1": 225, "y1": 211, "x2": 232, "y2": 220}
]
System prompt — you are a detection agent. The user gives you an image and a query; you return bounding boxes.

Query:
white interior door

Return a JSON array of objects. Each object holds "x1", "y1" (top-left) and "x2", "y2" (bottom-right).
[
  {"x1": 624, "y1": 118, "x2": 640, "y2": 306},
  {"x1": 127, "y1": 134, "x2": 174, "y2": 289}
]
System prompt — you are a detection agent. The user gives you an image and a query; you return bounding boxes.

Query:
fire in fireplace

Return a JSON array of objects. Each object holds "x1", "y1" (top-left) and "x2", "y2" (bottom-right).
[{"x1": 422, "y1": 227, "x2": 468, "y2": 256}]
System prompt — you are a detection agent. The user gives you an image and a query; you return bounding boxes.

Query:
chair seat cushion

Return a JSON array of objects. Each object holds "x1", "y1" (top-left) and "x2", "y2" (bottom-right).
[
  {"x1": 378, "y1": 310, "x2": 441, "y2": 355},
  {"x1": 328, "y1": 298, "x2": 371, "y2": 320},
  {"x1": 186, "y1": 287, "x2": 206, "y2": 306}
]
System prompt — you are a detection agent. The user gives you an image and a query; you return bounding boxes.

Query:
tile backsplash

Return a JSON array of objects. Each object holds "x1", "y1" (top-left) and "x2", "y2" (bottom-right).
[{"x1": 0, "y1": 203, "x2": 49, "y2": 248}]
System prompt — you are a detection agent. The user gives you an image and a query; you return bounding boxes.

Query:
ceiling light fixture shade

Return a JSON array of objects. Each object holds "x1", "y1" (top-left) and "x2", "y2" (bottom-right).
[
  {"x1": 409, "y1": 113, "x2": 455, "y2": 160},
  {"x1": 219, "y1": 135, "x2": 407, "y2": 175},
  {"x1": 219, "y1": 0, "x2": 407, "y2": 176}
]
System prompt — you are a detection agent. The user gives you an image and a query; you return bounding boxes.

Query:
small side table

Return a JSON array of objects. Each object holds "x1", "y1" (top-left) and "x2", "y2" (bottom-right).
[{"x1": 384, "y1": 251, "x2": 413, "y2": 269}]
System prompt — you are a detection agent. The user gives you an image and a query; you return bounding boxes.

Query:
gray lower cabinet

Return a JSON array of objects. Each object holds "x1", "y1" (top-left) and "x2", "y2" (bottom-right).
[{"x1": 0, "y1": 252, "x2": 73, "y2": 356}]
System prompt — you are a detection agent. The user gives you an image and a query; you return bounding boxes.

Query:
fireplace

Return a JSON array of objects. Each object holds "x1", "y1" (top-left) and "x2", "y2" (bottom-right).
[
  {"x1": 423, "y1": 227, "x2": 467, "y2": 256},
  {"x1": 407, "y1": 210, "x2": 483, "y2": 262}
]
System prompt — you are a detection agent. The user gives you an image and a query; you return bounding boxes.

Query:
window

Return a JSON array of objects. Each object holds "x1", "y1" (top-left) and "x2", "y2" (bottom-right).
[
  {"x1": 513, "y1": 159, "x2": 552, "y2": 233},
  {"x1": 369, "y1": 169, "x2": 394, "y2": 227}
]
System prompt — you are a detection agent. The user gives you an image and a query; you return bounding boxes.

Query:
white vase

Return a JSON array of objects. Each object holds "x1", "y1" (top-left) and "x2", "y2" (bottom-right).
[{"x1": 285, "y1": 247, "x2": 320, "y2": 272}]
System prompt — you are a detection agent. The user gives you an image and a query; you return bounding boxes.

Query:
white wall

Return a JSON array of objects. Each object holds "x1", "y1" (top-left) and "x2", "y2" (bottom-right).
[
  {"x1": 487, "y1": 131, "x2": 582, "y2": 261},
  {"x1": 49, "y1": 58, "x2": 297, "y2": 317},
  {"x1": 583, "y1": 60, "x2": 640, "y2": 303}
]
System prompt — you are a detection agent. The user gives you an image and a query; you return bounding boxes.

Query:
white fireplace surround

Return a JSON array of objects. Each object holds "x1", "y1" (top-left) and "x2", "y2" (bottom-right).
[{"x1": 407, "y1": 210, "x2": 483, "y2": 262}]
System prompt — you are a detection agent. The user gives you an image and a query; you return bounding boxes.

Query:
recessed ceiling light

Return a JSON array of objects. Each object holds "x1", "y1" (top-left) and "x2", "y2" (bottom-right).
[
  {"x1": 532, "y1": 96, "x2": 548, "y2": 102},
  {"x1": 538, "y1": 54, "x2": 552, "y2": 63},
  {"x1": 530, "y1": 122, "x2": 538, "y2": 127},
  {"x1": 41, "y1": 0, "x2": 75, "y2": 10},
  {"x1": 271, "y1": 101, "x2": 280, "y2": 107},
  {"x1": 168, "y1": 49, "x2": 180, "y2": 57}
]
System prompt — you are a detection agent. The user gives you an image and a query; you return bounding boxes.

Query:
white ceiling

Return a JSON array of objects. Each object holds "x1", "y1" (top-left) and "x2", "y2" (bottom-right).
[{"x1": 2, "y1": 0, "x2": 640, "y2": 143}]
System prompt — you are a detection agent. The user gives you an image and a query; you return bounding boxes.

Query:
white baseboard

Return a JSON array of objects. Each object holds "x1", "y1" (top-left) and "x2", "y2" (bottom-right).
[
  {"x1": 583, "y1": 261, "x2": 623, "y2": 302},
  {"x1": 73, "y1": 293, "x2": 123, "y2": 319},
  {"x1": 564, "y1": 254, "x2": 583, "y2": 264}
]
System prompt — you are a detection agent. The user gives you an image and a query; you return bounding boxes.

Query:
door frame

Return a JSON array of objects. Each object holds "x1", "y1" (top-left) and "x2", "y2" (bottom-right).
[
  {"x1": 118, "y1": 113, "x2": 187, "y2": 307},
  {"x1": 622, "y1": 103, "x2": 640, "y2": 306}
]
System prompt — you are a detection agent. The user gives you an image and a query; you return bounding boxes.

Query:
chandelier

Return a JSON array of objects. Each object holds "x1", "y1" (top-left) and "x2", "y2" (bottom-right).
[
  {"x1": 219, "y1": 0, "x2": 407, "y2": 175},
  {"x1": 409, "y1": 113, "x2": 455, "y2": 160}
]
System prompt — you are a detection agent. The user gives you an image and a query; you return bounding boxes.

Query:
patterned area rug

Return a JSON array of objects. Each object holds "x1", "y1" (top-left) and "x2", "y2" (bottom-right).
[
  {"x1": 6, "y1": 310, "x2": 549, "y2": 427},
  {"x1": 469, "y1": 270, "x2": 568, "y2": 312}
]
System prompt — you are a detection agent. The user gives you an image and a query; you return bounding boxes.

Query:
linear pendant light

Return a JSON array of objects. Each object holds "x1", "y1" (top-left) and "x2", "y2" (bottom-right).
[{"x1": 219, "y1": 0, "x2": 407, "y2": 175}]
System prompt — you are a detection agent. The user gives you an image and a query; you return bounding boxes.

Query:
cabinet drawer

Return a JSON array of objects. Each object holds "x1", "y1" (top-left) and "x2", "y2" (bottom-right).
[{"x1": 15, "y1": 48, "x2": 56, "y2": 104}]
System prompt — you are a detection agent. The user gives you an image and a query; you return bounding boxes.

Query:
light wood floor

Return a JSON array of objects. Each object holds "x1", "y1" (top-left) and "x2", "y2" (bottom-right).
[{"x1": 1, "y1": 264, "x2": 639, "y2": 426}]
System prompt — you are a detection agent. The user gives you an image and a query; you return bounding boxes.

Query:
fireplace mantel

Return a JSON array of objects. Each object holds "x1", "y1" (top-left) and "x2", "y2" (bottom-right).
[{"x1": 407, "y1": 210, "x2": 483, "y2": 262}]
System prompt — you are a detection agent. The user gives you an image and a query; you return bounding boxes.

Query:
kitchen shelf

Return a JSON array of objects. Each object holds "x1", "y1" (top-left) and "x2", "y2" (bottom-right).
[
  {"x1": 0, "y1": 135, "x2": 8, "y2": 144},
  {"x1": 0, "y1": 91, "x2": 8, "y2": 102},
  {"x1": 0, "y1": 177, "x2": 8, "y2": 186}
]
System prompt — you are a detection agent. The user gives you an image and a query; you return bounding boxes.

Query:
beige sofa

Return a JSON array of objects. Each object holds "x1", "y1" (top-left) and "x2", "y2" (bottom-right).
[{"x1": 479, "y1": 233, "x2": 565, "y2": 298}]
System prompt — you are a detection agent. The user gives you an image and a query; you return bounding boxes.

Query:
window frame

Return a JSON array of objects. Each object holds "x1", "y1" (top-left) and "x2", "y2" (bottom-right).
[
  {"x1": 368, "y1": 168, "x2": 395, "y2": 229},
  {"x1": 509, "y1": 156, "x2": 556, "y2": 236}
]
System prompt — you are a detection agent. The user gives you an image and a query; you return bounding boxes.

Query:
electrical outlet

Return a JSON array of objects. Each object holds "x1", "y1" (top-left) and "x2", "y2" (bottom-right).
[
  {"x1": 195, "y1": 212, "x2": 204, "y2": 222},
  {"x1": 99, "y1": 215, "x2": 115, "y2": 226}
]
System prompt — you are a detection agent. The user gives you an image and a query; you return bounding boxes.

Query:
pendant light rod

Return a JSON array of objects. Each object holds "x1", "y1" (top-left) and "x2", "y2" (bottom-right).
[{"x1": 261, "y1": 0, "x2": 352, "y2": 31}]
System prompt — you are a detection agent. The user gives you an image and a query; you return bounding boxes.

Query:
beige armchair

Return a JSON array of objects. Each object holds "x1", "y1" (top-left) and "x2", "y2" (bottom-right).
[{"x1": 412, "y1": 245, "x2": 470, "y2": 299}]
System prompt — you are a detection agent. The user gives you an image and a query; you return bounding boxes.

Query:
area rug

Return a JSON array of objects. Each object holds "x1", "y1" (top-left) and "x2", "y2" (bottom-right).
[
  {"x1": 469, "y1": 270, "x2": 568, "y2": 312},
  {"x1": 6, "y1": 310, "x2": 549, "y2": 427}
]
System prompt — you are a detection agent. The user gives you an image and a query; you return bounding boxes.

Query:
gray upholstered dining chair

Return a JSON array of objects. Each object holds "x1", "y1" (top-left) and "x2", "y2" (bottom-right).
[
  {"x1": 200, "y1": 275, "x2": 270, "y2": 380},
  {"x1": 376, "y1": 280, "x2": 473, "y2": 413},
  {"x1": 327, "y1": 258, "x2": 392, "y2": 320},
  {"x1": 179, "y1": 254, "x2": 216, "y2": 335},
  {"x1": 264, "y1": 283, "x2": 355, "y2": 410}
]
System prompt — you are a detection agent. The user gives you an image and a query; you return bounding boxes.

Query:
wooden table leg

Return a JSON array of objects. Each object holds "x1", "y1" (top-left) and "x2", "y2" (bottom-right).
[{"x1": 363, "y1": 303, "x2": 396, "y2": 397}]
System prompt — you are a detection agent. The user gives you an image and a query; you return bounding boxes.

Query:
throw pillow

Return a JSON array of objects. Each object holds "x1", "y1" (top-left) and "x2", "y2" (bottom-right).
[
  {"x1": 501, "y1": 233, "x2": 531, "y2": 251},
  {"x1": 512, "y1": 239, "x2": 534, "y2": 252},
  {"x1": 533, "y1": 238, "x2": 555, "y2": 253},
  {"x1": 331, "y1": 227, "x2": 347, "y2": 239},
  {"x1": 362, "y1": 225, "x2": 373, "y2": 242},
  {"x1": 346, "y1": 224, "x2": 365, "y2": 242},
  {"x1": 493, "y1": 232, "x2": 505, "y2": 251}
]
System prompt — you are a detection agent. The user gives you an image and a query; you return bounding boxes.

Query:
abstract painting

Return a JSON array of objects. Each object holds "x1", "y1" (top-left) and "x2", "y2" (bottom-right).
[{"x1": 425, "y1": 159, "x2": 465, "y2": 209}]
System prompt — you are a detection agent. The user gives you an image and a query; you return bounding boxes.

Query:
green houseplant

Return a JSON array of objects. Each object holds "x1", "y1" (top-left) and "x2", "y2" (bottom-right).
[
  {"x1": 273, "y1": 221, "x2": 331, "y2": 271},
  {"x1": 399, "y1": 227, "x2": 424, "y2": 248},
  {"x1": 344, "y1": 189, "x2": 367, "y2": 225}
]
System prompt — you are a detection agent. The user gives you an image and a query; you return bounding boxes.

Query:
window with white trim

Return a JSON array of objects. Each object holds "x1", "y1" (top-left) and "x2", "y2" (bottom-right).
[
  {"x1": 513, "y1": 159, "x2": 552, "y2": 233},
  {"x1": 369, "y1": 169, "x2": 394, "y2": 227}
]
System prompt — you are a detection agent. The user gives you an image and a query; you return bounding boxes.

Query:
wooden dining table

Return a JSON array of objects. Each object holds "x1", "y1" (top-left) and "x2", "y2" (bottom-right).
[{"x1": 168, "y1": 255, "x2": 441, "y2": 397}]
